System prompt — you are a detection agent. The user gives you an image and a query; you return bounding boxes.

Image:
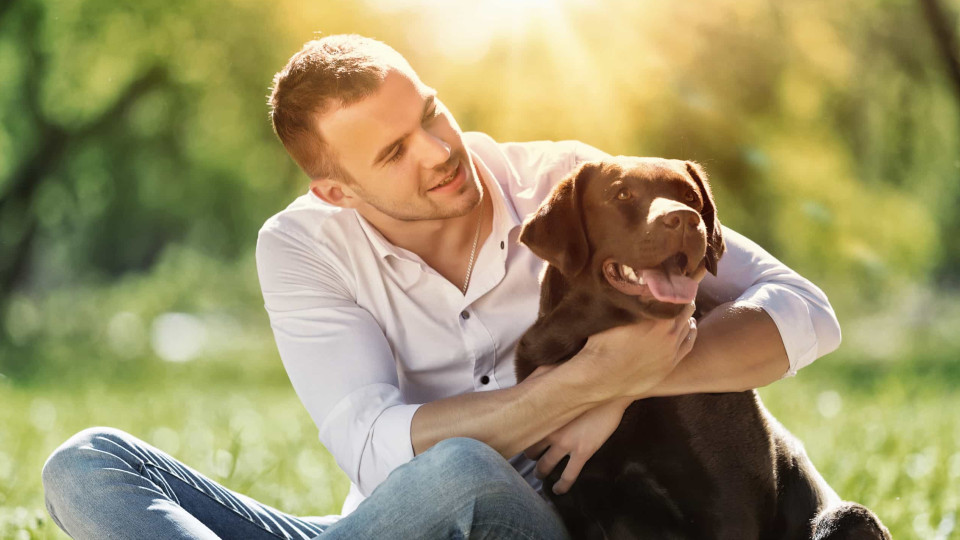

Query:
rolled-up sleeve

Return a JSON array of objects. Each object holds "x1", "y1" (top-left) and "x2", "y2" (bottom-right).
[
  {"x1": 698, "y1": 226, "x2": 842, "y2": 377},
  {"x1": 256, "y1": 227, "x2": 421, "y2": 496}
]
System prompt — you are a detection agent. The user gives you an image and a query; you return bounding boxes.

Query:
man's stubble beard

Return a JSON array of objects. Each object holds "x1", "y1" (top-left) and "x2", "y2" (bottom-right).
[{"x1": 351, "y1": 154, "x2": 482, "y2": 222}]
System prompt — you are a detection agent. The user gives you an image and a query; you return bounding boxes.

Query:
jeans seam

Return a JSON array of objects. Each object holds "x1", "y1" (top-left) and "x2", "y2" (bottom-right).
[
  {"x1": 471, "y1": 520, "x2": 540, "y2": 540},
  {"x1": 137, "y1": 460, "x2": 295, "y2": 540}
]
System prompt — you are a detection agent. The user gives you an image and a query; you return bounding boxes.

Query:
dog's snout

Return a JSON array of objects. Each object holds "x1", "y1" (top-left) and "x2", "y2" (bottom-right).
[{"x1": 660, "y1": 208, "x2": 701, "y2": 231}]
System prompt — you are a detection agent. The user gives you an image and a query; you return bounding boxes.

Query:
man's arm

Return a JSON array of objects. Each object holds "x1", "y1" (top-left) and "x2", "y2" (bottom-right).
[
  {"x1": 411, "y1": 305, "x2": 697, "y2": 457},
  {"x1": 647, "y1": 226, "x2": 842, "y2": 394},
  {"x1": 551, "y1": 226, "x2": 841, "y2": 403},
  {"x1": 647, "y1": 301, "x2": 787, "y2": 396},
  {"x1": 410, "y1": 360, "x2": 599, "y2": 457},
  {"x1": 562, "y1": 300, "x2": 788, "y2": 400}
]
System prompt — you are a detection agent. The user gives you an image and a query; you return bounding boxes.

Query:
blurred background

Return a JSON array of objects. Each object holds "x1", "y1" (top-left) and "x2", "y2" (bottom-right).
[{"x1": 1, "y1": 0, "x2": 958, "y2": 537}]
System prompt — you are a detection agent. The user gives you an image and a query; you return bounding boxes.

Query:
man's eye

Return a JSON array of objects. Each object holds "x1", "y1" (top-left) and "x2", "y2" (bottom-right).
[{"x1": 387, "y1": 144, "x2": 406, "y2": 163}]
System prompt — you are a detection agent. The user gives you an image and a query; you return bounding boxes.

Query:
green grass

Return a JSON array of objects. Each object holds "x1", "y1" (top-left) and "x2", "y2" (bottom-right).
[
  {"x1": 1, "y1": 353, "x2": 957, "y2": 539},
  {"x1": 761, "y1": 355, "x2": 959, "y2": 539},
  {"x1": 0, "y1": 371, "x2": 350, "y2": 540}
]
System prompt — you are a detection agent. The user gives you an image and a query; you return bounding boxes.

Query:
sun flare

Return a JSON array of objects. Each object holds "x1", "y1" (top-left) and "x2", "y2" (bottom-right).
[{"x1": 377, "y1": 0, "x2": 576, "y2": 60}]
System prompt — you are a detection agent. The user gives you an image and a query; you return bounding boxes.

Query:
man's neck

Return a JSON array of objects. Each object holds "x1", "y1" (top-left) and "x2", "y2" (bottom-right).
[{"x1": 359, "y1": 176, "x2": 495, "y2": 287}]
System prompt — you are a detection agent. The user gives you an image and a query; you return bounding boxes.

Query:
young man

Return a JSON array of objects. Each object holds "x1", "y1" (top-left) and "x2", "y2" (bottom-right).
[{"x1": 42, "y1": 35, "x2": 840, "y2": 539}]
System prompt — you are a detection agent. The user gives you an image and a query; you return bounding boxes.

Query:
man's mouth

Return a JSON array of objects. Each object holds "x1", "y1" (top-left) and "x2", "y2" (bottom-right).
[{"x1": 428, "y1": 162, "x2": 462, "y2": 191}]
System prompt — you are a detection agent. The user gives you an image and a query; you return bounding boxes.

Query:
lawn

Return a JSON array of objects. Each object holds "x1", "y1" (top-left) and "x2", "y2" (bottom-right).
[{"x1": 1, "y1": 351, "x2": 956, "y2": 539}]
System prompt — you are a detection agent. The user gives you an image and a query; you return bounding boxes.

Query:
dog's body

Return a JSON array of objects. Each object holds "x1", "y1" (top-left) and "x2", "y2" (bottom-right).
[{"x1": 514, "y1": 157, "x2": 889, "y2": 540}]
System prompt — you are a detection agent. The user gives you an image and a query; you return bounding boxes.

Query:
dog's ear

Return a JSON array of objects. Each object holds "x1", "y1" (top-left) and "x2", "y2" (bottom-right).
[
  {"x1": 519, "y1": 161, "x2": 597, "y2": 277},
  {"x1": 685, "y1": 161, "x2": 725, "y2": 275}
]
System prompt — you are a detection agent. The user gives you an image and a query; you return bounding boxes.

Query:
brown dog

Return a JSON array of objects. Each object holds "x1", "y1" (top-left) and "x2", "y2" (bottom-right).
[{"x1": 515, "y1": 157, "x2": 889, "y2": 540}]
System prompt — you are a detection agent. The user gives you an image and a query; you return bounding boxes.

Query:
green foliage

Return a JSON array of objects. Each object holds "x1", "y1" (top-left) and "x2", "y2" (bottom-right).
[
  {"x1": 0, "y1": 0, "x2": 305, "y2": 295},
  {"x1": 2, "y1": 0, "x2": 958, "y2": 310},
  {"x1": 0, "y1": 247, "x2": 277, "y2": 384}
]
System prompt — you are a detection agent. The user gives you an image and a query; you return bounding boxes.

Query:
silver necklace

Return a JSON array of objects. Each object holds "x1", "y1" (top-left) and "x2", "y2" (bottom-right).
[{"x1": 461, "y1": 189, "x2": 485, "y2": 295}]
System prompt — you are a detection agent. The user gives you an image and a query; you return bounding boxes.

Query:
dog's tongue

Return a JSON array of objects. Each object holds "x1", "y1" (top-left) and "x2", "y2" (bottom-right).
[{"x1": 641, "y1": 267, "x2": 698, "y2": 304}]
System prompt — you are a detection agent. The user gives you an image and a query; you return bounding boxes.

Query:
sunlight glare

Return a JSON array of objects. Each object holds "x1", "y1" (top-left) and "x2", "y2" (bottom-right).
[{"x1": 378, "y1": 0, "x2": 571, "y2": 61}]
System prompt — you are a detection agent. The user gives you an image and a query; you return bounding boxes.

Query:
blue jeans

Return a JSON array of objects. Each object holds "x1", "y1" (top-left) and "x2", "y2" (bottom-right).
[{"x1": 42, "y1": 428, "x2": 569, "y2": 539}]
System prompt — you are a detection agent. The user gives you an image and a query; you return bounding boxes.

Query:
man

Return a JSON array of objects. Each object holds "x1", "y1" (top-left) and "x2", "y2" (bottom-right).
[{"x1": 42, "y1": 35, "x2": 840, "y2": 539}]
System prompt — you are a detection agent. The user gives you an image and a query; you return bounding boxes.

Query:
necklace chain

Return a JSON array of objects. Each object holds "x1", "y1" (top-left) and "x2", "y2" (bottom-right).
[{"x1": 461, "y1": 190, "x2": 484, "y2": 295}]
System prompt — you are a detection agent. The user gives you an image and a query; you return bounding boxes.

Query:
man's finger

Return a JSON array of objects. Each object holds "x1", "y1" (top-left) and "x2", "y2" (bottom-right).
[
  {"x1": 524, "y1": 440, "x2": 549, "y2": 460},
  {"x1": 552, "y1": 454, "x2": 587, "y2": 495},
  {"x1": 674, "y1": 315, "x2": 695, "y2": 344},
  {"x1": 677, "y1": 317, "x2": 695, "y2": 343},
  {"x1": 535, "y1": 446, "x2": 567, "y2": 479},
  {"x1": 677, "y1": 321, "x2": 697, "y2": 360},
  {"x1": 670, "y1": 305, "x2": 697, "y2": 334}
]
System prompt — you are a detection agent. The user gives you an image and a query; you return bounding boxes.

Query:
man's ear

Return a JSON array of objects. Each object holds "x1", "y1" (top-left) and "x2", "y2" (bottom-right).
[
  {"x1": 310, "y1": 178, "x2": 359, "y2": 208},
  {"x1": 685, "y1": 161, "x2": 725, "y2": 275},
  {"x1": 519, "y1": 161, "x2": 597, "y2": 277}
]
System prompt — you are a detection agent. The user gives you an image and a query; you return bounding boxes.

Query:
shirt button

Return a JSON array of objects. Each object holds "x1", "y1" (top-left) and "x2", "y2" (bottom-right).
[
  {"x1": 480, "y1": 375, "x2": 490, "y2": 384},
  {"x1": 500, "y1": 241, "x2": 505, "y2": 249},
  {"x1": 460, "y1": 310, "x2": 470, "y2": 320}
]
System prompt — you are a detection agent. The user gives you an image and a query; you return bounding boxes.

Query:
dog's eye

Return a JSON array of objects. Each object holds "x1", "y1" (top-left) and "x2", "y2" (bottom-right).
[
  {"x1": 616, "y1": 189, "x2": 631, "y2": 201},
  {"x1": 684, "y1": 189, "x2": 697, "y2": 204}
]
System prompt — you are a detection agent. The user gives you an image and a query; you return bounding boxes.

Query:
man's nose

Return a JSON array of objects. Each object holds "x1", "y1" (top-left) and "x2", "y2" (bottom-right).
[{"x1": 416, "y1": 128, "x2": 452, "y2": 169}]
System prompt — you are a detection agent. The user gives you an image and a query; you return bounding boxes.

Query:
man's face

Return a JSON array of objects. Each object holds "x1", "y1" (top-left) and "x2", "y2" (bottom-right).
[{"x1": 313, "y1": 69, "x2": 481, "y2": 222}]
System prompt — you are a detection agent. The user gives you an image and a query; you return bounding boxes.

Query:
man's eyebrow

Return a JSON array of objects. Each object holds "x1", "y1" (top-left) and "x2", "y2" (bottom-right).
[{"x1": 371, "y1": 94, "x2": 438, "y2": 166}]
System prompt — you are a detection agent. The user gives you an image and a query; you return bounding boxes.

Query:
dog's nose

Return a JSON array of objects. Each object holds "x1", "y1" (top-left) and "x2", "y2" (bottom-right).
[{"x1": 661, "y1": 208, "x2": 701, "y2": 230}]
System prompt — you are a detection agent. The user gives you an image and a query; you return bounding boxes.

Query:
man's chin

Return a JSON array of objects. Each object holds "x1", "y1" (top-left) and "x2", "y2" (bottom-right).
[{"x1": 429, "y1": 168, "x2": 481, "y2": 212}]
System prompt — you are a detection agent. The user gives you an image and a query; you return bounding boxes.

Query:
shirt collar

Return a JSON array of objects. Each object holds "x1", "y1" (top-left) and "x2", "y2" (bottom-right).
[{"x1": 473, "y1": 147, "x2": 523, "y2": 242}]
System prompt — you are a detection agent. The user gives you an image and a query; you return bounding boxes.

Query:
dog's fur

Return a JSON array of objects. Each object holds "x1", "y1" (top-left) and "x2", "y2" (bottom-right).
[{"x1": 514, "y1": 158, "x2": 889, "y2": 540}]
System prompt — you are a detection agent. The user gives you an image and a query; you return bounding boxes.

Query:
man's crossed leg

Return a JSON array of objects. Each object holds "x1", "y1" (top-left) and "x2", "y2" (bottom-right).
[{"x1": 42, "y1": 428, "x2": 569, "y2": 539}]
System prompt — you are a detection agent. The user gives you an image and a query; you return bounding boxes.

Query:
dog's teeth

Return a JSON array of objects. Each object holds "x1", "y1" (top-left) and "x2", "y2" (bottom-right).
[{"x1": 619, "y1": 264, "x2": 646, "y2": 286}]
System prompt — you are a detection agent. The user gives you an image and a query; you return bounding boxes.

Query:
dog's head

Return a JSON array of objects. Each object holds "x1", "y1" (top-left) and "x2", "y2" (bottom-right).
[{"x1": 519, "y1": 157, "x2": 725, "y2": 318}]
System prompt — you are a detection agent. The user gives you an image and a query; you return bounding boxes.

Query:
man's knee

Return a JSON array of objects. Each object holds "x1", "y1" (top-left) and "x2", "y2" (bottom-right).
[
  {"x1": 42, "y1": 427, "x2": 135, "y2": 506},
  {"x1": 400, "y1": 438, "x2": 565, "y2": 538},
  {"x1": 425, "y1": 437, "x2": 508, "y2": 476},
  {"x1": 414, "y1": 437, "x2": 526, "y2": 500},
  {"x1": 428, "y1": 437, "x2": 503, "y2": 465}
]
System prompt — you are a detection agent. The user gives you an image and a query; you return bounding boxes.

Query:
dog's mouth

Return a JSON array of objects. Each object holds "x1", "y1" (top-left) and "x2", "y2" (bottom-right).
[{"x1": 602, "y1": 253, "x2": 703, "y2": 304}]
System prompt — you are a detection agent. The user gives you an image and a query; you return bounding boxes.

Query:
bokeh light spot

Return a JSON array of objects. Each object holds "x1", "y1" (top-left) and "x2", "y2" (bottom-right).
[{"x1": 151, "y1": 312, "x2": 207, "y2": 363}]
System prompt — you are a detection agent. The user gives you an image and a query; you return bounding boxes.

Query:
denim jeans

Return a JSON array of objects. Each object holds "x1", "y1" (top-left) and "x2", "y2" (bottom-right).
[{"x1": 42, "y1": 427, "x2": 569, "y2": 539}]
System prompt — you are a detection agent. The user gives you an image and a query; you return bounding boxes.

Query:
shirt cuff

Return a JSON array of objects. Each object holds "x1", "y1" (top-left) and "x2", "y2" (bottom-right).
[
  {"x1": 357, "y1": 402, "x2": 422, "y2": 496},
  {"x1": 737, "y1": 283, "x2": 819, "y2": 378}
]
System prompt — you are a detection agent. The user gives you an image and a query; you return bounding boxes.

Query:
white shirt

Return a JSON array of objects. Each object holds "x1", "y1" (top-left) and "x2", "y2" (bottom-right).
[{"x1": 255, "y1": 132, "x2": 841, "y2": 514}]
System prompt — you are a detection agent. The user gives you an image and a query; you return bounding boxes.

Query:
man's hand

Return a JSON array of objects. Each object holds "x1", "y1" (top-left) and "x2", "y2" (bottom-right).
[
  {"x1": 524, "y1": 397, "x2": 633, "y2": 495},
  {"x1": 575, "y1": 303, "x2": 698, "y2": 401}
]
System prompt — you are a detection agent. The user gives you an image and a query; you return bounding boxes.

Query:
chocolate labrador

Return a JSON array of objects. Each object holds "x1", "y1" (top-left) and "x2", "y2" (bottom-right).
[{"x1": 514, "y1": 157, "x2": 889, "y2": 540}]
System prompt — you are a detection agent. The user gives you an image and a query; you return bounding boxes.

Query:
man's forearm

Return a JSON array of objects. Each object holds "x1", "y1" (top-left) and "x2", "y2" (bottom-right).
[
  {"x1": 411, "y1": 360, "x2": 611, "y2": 458},
  {"x1": 646, "y1": 301, "x2": 789, "y2": 397},
  {"x1": 411, "y1": 303, "x2": 700, "y2": 457}
]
